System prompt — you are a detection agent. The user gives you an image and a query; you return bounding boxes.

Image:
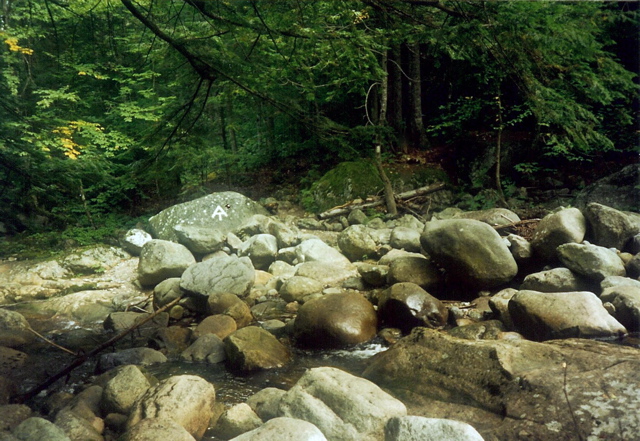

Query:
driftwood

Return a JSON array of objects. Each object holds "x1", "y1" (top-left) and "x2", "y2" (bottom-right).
[
  {"x1": 15, "y1": 295, "x2": 182, "y2": 404},
  {"x1": 318, "y1": 181, "x2": 446, "y2": 219}
]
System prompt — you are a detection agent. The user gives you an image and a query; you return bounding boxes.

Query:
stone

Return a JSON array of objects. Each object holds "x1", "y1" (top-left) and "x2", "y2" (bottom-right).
[
  {"x1": 211, "y1": 403, "x2": 262, "y2": 440},
  {"x1": 174, "y1": 224, "x2": 227, "y2": 255},
  {"x1": 101, "y1": 365, "x2": 151, "y2": 415},
  {"x1": 180, "y1": 334, "x2": 226, "y2": 364},
  {"x1": 120, "y1": 418, "x2": 196, "y2": 441},
  {"x1": 62, "y1": 246, "x2": 128, "y2": 274},
  {"x1": 153, "y1": 277, "x2": 183, "y2": 308},
  {"x1": 12, "y1": 417, "x2": 71, "y2": 441},
  {"x1": 557, "y1": 242, "x2": 626, "y2": 281},
  {"x1": 97, "y1": 348, "x2": 167, "y2": 373},
  {"x1": 386, "y1": 256, "x2": 440, "y2": 291},
  {"x1": 574, "y1": 163, "x2": 640, "y2": 211},
  {"x1": 363, "y1": 327, "x2": 640, "y2": 441},
  {"x1": 267, "y1": 222, "x2": 301, "y2": 248},
  {"x1": 378, "y1": 283, "x2": 448, "y2": 333},
  {"x1": 148, "y1": 192, "x2": 269, "y2": 242},
  {"x1": 601, "y1": 275, "x2": 640, "y2": 290},
  {"x1": 138, "y1": 240, "x2": 196, "y2": 286},
  {"x1": 292, "y1": 292, "x2": 377, "y2": 348},
  {"x1": 207, "y1": 293, "x2": 253, "y2": 328},
  {"x1": 0, "y1": 404, "x2": 31, "y2": 432},
  {"x1": 356, "y1": 263, "x2": 389, "y2": 287},
  {"x1": 384, "y1": 416, "x2": 485, "y2": 441},
  {"x1": 229, "y1": 417, "x2": 326, "y2": 441},
  {"x1": 393, "y1": 214, "x2": 425, "y2": 231},
  {"x1": 268, "y1": 261, "x2": 296, "y2": 278},
  {"x1": 239, "y1": 234, "x2": 279, "y2": 270},
  {"x1": 453, "y1": 208, "x2": 520, "y2": 226},
  {"x1": 180, "y1": 254, "x2": 255, "y2": 300},
  {"x1": 127, "y1": 375, "x2": 216, "y2": 440},
  {"x1": 625, "y1": 253, "x2": 640, "y2": 278},
  {"x1": 294, "y1": 261, "x2": 358, "y2": 287},
  {"x1": 389, "y1": 227, "x2": 422, "y2": 253},
  {"x1": 278, "y1": 276, "x2": 323, "y2": 303},
  {"x1": 530, "y1": 207, "x2": 586, "y2": 262},
  {"x1": 600, "y1": 284, "x2": 640, "y2": 332},
  {"x1": 120, "y1": 228, "x2": 152, "y2": 256},
  {"x1": 584, "y1": 202, "x2": 640, "y2": 250},
  {"x1": 294, "y1": 238, "x2": 351, "y2": 267},
  {"x1": 278, "y1": 367, "x2": 407, "y2": 441},
  {"x1": 348, "y1": 209, "x2": 368, "y2": 225},
  {"x1": 54, "y1": 386, "x2": 104, "y2": 441},
  {"x1": 447, "y1": 320, "x2": 506, "y2": 341},
  {"x1": 337, "y1": 225, "x2": 378, "y2": 261},
  {"x1": 520, "y1": 267, "x2": 590, "y2": 292},
  {"x1": 149, "y1": 326, "x2": 192, "y2": 356},
  {"x1": 224, "y1": 326, "x2": 291, "y2": 372},
  {"x1": 246, "y1": 388, "x2": 286, "y2": 421},
  {"x1": 508, "y1": 290, "x2": 627, "y2": 340},
  {"x1": 0, "y1": 309, "x2": 35, "y2": 348},
  {"x1": 420, "y1": 219, "x2": 518, "y2": 290},
  {"x1": 193, "y1": 314, "x2": 237, "y2": 340},
  {"x1": 505, "y1": 234, "x2": 532, "y2": 263},
  {"x1": 103, "y1": 311, "x2": 169, "y2": 335}
]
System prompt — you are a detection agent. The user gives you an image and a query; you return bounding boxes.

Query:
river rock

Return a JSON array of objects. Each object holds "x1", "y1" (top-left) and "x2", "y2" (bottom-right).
[
  {"x1": 356, "y1": 263, "x2": 389, "y2": 287},
  {"x1": 574, "y1": 163, "x2": 640, "y2": 211},
  {"x1": 121, "y1": 228, "x2": 152, "y2": 256},
  {"x1": 508, "y1": 290, "x2": 627, "y2": 340},
  {"x1": 207, "y1": 293, "x2": 253, "y2": 328},
  {"x1": 294, "y1": 261, "x2": 358, "y2": 287},
  {"x1": 193, "y1": 314, "x2": 237, "y2": 340},
  {"x1": 97, "y1": 348, "x2": 167, "y2": 373},
  {"x1": 150, "y1": 326, "x2": 192, "y2": 356},
  {"x1": 153, "y1": 277, "x2": 183, "y2": 307},
  {"x1": 246, "y1": 388, "x2": 286, "y2": 421},
  {"x1": 384, "y1": 416, "x2": 484, "y2": 441},
  {"x1": 505, "y1": 234, "x2": 532, "y2": 264},
  {"x1": 267, "y1": 221, "x2": 301, "y2": 248},
  {"x1": 127, "y1": 375, "x2": 215, "y2": 440},
  {"x1": 601, "y1": 275, "x2": 640, "y2": 290},
  {"x1": 54, "y1": 385, "x2": 104, "y2": 441},
  {"x1": 0, "y1": 404, "x2": 31, "y2": 432},
  {"x1": 12, "y1": 417, "x2": 71, "y2": 441},
  {"x1": 600, "y1": 284, "x2": 640, "y2": 332},
  {"x1": 101, "y1": 365, "x2": 151, "y2": 415},
  {"x1": 453, "y1": 208, "x2": 520, "y2": 226},
  {"x1": 627, "y1": 253, "x2": 640, "y2": 278},
  {"x1": 180, "y1": 254, "x2": 255, "y2": 300},
  {"x1": 103, "y1": 311, "x2": 169, "y2": 335},
  {"x1": 363, "y1": 327, "x2": 640, "y2": 441},
  {"x1": 278, "y1": 367, "x2": 407, "y2": 441},
  {"x1": 211, "y1": 403, "x2": 262, "y2": 440},
  {"x1": 520, "y1": 267, "x2": 590, "y2": 292},
  {"x1": 62, "y1": 246, "x2": 128, "y2": 274},
  {"x1": 224, "y1": 326, "x2": 291, "y2": 372},
  {"x1": 294, "y1": 238, "x2": 351, "y2": 266},
  {"x1": 337, "y1": 225, "x2": 378, "y2": 261},
  {"x1": 120, "y1": 418, "x2": 196, "y2": 441},
  {"x1": 0, "y1": 309, "x2": 35, "y2": 348},
  {"x1": 584, "y1": 202, "x2": 640, "y2": 250},
  {"x1": 279, "y1": 276, "x2": 324, "y2": 303},
  {"x1": 557, "y1": 242, "x2": 626, "y2": 281},
  {"x1": 389, "y1": 227, "x2": 422, "y2": 253},
  {"x1": 239, "y1": 234, "x2": 278, "y2": 270},
  {"x1": 447, "y1": 319, "x2": 506, "y2": 341},
  {"x1": 138, "y1": 240, "x2": 196, "y2": 286},
  {"x1": 173, "y1": 224, "x2": 226, "y2": 255},
  {"x1": 181, "y1": 334, "x2": 226, "y2": 364},
  {"x1": 229, "y1": 417, "x2": 326, "y2": 441},
  {"x1": 148, "y1": 192, "x2": 269, "y2": 242},
  {"x1": 378, "y1": 283, "x2": 448, "y2": 333},
  {"x1": 386, "y1": 256, "x2": 440, "y2": 290},
  {"x1": 420, "y1": 219, "x2": 518, "y2": 290},
  {"x1": 530, "y1": 207, "x2": 586, "y2": 262},
  {"x1": 292, "y1": 292, "x2": 377, "y2": 348}
]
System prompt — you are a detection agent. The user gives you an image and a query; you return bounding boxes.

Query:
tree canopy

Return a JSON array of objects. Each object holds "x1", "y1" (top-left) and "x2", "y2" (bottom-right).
[{"x1": 0, "y1": 0, "x2": 637, "y2": 236}]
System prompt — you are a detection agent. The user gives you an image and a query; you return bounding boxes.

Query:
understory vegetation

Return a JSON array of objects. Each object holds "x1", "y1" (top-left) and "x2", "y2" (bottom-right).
[{"x1": 0, "y1": 1, "x2": 638, "y2": 254}]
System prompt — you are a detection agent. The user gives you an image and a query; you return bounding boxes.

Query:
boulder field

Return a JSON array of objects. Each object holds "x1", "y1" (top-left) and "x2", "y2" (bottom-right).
[{"x1": 0, "y1": 189, "x2": 639, "y2": 441}]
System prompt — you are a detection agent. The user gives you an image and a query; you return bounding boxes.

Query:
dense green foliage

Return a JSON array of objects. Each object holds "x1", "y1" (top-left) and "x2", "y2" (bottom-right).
[{"x1": 0, "y1": 0, "x2": 637, "y2": 238}]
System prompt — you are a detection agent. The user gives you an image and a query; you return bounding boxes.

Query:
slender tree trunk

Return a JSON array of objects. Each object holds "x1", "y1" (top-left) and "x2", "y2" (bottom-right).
[
  {"x1": 495, "y1": 94, "x2": 507, "y2": 207},
  {"x1": 225, "y1": 92, "x2": 238, "y2": 154},
  {"x1": 379, "y1": 49, "x2": 388, "y2": 125},
  {"x1": 407, "y1": 42, "x2": 429, "y2": 150},
  {"x1": 219, "y1": 99, "x2": 228, "y2": 151},
  {"x1": 388, "y1": 44, "x2": 406, "y2": 153},
  {"x1": 375, "y1": 145, "x2": 397, "y2": 216}
]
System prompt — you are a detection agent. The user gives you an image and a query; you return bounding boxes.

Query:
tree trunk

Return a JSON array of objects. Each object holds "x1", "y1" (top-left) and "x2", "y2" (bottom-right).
[
  {"x1": 379, "y1": 49, "x2": 388, "y2": 125},
  {"x1": 407, "y1": 42, "x2": 429, "y2": 150},
  {"x1": 375, "y1": 145, "x2": 397, "y2": 216},
  {"x1": 495, "y1": 94, "x2": 507, "y2": 207},
  {"x1": 225, "y1": 92, "x2": 238, "y2": 154},
  {"x1": 388, "y1": 44, "x2": 407, "y2": 153}
]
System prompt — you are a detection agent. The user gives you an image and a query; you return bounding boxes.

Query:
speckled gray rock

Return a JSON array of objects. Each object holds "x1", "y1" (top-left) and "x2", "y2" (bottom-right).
[
  {"x1": 62, "y1": 245, "x2": 129, "y2": 274},
  {"x1": 389, "y1": 227, "x2": 422, "y2": 253},
  {"x1": 584, "y1": 202, "x2": 640, "y2": 250},
  {"x1": 530, "y1": 207, "x2": 586, "y2": 262},
  {"x1": 520, "y1": 267, "x2": 589, "y2": 292},
  {"x1": 120, "y1": 418, "x2": 196, "y2": 441},
  {"x1": 505, "y1": 234, "x2": 532, "y2": 264},
  {"x1": 384, "y1": 416, "x2": 484, "y2": 441},
  {"x1": 153, "y1": 277, "x2": 183, "y2": 307},
  {"x1": 180, "y1": 254, "x2": 255, "y2": 299},
  {"x1": 12, "y1": 417, "x2": 71, "y2": 441},
  {"x1": 600, "y1": 284, "x2": 640, "y2": 332},
  {"x1": 173, "y1": 224, "x2": 226, "y2": 255},
  {"x1": 246, "y1": 388, "x2": 286, "y2": 421},
  {"x1": 0, "y1": 309, "x2": 34, "y2": 348},
  {"x1": 239, "y1": 234, "x2": 278, "y2": 270},
  {"x1": 224, "y1": 326, "x2": 291, "y2": 372},
  {"x1": 101, "y1": 365, "x2": 151, "y2": 415},
  {"x1": 337, "y1": 225, "x2": 378, "y2": 261},
  {"x1": 279, "y1": 276, "x2": 324, "y2": 303},
  {"x1": 211, "y1": 403, "x2": 262, "y2": 440},
  {"x1": 148, "y1": 192, "x2": 268, "y2": 242},
  {"x1": 138, "y1": 240, "x2": 196, "y2": 286},
  {"x1": 121, "y1": 229, "x2": 152, "y2": 256},
  {"x1": 488, "y1": 288, "x2": 518, "y2": 330},
  {"x1": 557, "y1": 242, "x2": 626, "y2": 281},
  {"x1": 508, "y1": 290, "x2": 627, "y2": 340},
  {"x1": 229, "y1": 417, "x2": 326, "y2": 441}
]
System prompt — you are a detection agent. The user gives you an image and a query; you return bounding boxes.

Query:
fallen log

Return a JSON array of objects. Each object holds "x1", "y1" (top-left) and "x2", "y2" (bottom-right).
[{"x1": 318, "y1": 182, "x2": 446, "y2": 219}]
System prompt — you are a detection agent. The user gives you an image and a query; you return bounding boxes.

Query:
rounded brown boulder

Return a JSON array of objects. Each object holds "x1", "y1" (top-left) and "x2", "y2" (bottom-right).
[{"x1": 292, "y1": 292, "x2": 378, "y2": 348}]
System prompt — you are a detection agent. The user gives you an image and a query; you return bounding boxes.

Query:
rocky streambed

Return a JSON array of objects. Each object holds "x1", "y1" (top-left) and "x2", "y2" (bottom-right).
[{"x1": 1, "y1": 187, "x2": 640, "y2": 441}]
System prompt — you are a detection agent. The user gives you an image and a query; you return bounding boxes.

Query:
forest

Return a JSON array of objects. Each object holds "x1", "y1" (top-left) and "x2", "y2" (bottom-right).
[{"x1": 0, "y1": 0, "x2": 638, "y2": 250}]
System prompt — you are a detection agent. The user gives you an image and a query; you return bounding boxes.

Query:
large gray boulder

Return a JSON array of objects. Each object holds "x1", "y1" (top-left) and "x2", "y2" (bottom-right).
[
  {"x1": 180, "y1": 254, "x2": 255, "y2": 299},
  {"x1": 520, "y1": 267, "x2": 590, "y2": 292},
  {"x1": 211, "y1": 403, "x2": 262, "y2": 440},
  {"x1": 363, "y1": 328, "x2": 640, "y2": 441},
  {"x1": 530, "y1": 207, "x2": 586, "y2": 262},
  {"x1": 120, "y1": 418, "x2": 196, "y2": 441},
  {"x1": 378, "y1": 283, "x2": 448, "y2": 333},
  {"x1": 584, "y1": 202, "x2": 640, "y2": 250},
  {"x1": 229, "y1": 417, "x2": 326, "y2": 441},
  {"x1": 384, "y1": 416, "x2": 484, "y2": 441},
  {"x1": 453, "y1": 208, "x2": 520, "y2": 226},
  {"x1": 278, "y1": 367, "x2": 407, "y2": 441},
  {"x1": 508, "y1": 290, "x2": 627, "y2": 340},
  {"x1": 101, "y1": 365, "x2": 151, "y2": 415},
  {"x1": 224, "y1": 326, "x2": 291, "y2": 373},
  {"x1": 148, "y1": 192, "x2": 269, "y2": 242},
  {"x1": 0, "y1": 309, "x2": 35, "y2": 348},
  {"x1": 574, "y1": 163, "x2": 640, "y2": 211},
  {"x1": 173, "y1": 224, "x2": 226, "y2": 255},
  {"x1": 389, "y1": 227, "x2": 422, "y2": 253},
  {"x1": 337, "y1": 225, "x2": 378, "y2": 261},
  {"x1": 127, "y1": 375, "x2": 216, "y2": 440},
  {"x1": 420, "y1": 219, "x2": 518, "y2": 290},
  {"x1": 239, "y1": 234, "x2": 278, "y2": 270},
  {"x1": 279, "y1": 276, "x2": 324, "y2": 303},
  {"x1": 600, "y1": 284, "x2": 640, "y2": 332},
  {"x1": 12, "y1": 417, "x2": 71, "y2": 441},
  {"x1": 138, "y1": 240, "x2": 196, "y2": 286},
  {"x1": 292, "y1": 292, "x2": 377, "y2": 349},
  {"x1": 557, "y1": 242, "x2": 626, "y2": 282},
  {"x1": 294, "y1": 238, "x2": 352, "y2": 267}
]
